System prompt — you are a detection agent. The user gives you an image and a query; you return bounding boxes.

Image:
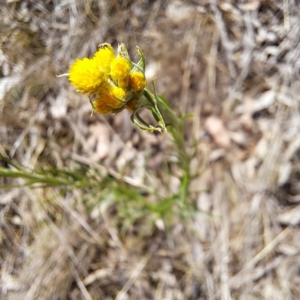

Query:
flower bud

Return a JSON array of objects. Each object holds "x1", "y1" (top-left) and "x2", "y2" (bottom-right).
[
  {"x1": 110, "y1": 57, "x2": 131, "y2": 89},
  {"x1": 129, "y1": 72, "x2": 146, "y2": 92}
]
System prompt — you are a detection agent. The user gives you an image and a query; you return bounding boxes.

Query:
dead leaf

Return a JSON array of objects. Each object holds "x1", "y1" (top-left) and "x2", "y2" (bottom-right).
[
  {"x1": 209, "y1": 148, "x2": 226, "y2": 162},
  {"x1": 255, "y1": 137, "x2": 268, "y2": 159},
  {"x1": 284, "y1": 136, "x2": 300, "y2": 162},
  {"x1": 236, "y1": 90, "x2": 275, "y2": 114},
  {"x1": 277, "y1": 162, "x2": 292, "y2": 186},
  {"x1": 87, "y1": 122, "x2": 110, "y2": 160},
  {"x1": 229, "y1": 131, "x2": 248, "y2": 146},
  {"x1": 240, "y1": 1, "x2": 261, "y2": 11},
  {"x1": 278, "y1": 206, "x2": 300, "y2": 226},
  {"x1": 166, "y1": 1, "x2": 195, "y2": 23},
  {"x1": 83, "y1": 269, "x2": 111, "y2": 286},
  {"x1": 204, "y1": 116, "x2": 231, "y2": 149},
  {"x1": 253, "y1": 90, "x2": 275, "y2": 112},
  {"x1": 277, "y1": 244, "x2": 299, "y2": 256},
  {"x1": 50, "y1": 92, "x2": 68, "y2": 118}
]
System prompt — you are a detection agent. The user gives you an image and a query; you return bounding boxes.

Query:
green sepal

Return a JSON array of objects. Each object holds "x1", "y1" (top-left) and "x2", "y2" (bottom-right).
[
  {"x1": 136, "y1": 46, "x2": 146, "y2": 72},
  {"x1": 117, "y1": 43, "x2": 130, "y2": 60},
  {"x1": 180, "y1": 113, "x2": 194, "y2": 120}
]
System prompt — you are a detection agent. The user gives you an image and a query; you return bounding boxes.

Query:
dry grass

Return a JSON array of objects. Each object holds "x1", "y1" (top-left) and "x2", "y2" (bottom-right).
[{"x1": 1, "y1": 0, "x2": 300, "y2": 299}]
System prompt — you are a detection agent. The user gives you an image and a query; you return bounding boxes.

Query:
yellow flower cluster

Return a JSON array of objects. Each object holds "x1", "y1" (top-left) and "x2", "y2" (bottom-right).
[{"x1": 68, "y1": 43, "x2": 146, "y2": 114}]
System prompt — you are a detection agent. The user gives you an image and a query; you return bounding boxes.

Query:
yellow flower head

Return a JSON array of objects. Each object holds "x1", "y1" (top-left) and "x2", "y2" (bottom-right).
[
  {"x1": 110, "y1": 86, "x2": 126, "y2": 101},
  {"x1": 68, "y1": 57, "x2": 105, "y2": 94},
  {"x1": 66, "y1": 43, "x2": 149, "y2": 116},
  {"x1": 129, "y1": 72, "x2": 146, "y2": 92},
  {"x1": 110, "y1": 57, "x2": 131, "y2": 88},
  {"x1": 93, "y1": 99, "x2": 115, "y2": 115},
  {"x1": 93, "y1": 45, "x2": 115, "y2": 73},
  {"x1": 93, "y1": 92, "x2": 124, "y2": 115}
]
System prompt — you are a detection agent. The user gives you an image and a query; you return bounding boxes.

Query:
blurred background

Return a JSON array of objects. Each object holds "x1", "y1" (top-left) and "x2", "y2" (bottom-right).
[{"x1": 1, "y1": 0, "x2": 300, "y2": 299}]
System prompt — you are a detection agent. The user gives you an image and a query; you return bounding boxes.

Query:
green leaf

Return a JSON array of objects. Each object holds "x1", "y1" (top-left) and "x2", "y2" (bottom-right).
[{"x1": 181, "y1": 113, "x2": 194, "y2": 120}]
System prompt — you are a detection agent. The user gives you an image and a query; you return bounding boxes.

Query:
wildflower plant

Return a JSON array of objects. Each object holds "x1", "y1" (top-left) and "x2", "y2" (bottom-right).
[
  {"x1": 0, "y1": 42, "x2": 194, "y2": 236},
  {"x1": 63, "y1": 43, "x2": 169, "y2": 132},
  {"x1": 61, "y1": 43, "x2": 193, "y2": 209}
]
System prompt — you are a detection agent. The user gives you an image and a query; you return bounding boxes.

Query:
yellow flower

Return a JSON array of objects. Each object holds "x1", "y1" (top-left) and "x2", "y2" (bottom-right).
[
  {"x1": 129, "y1": 72, "x2": 146, "y2": 92},
  {"x1": 93, "y1": 92, "x2": 124, "y2": 114},
  {"x1": 110, "y1": 86, "x2": 126, "y2": 100},
  {"x1": 67, "y1": 43, "x2": 149, "y2": 116},
  {"x1": 110, "y1": 57, "x2": 131, "y2": 88},
  {"x1": 93, "y1": 99, "x2": 115, "y2": 114},
  {"x1": 68, "y1": 57, "x2": 106, "y2": 94},
  {"x1": 93, "y1": 45, "x2": 115, "y2": 73}
]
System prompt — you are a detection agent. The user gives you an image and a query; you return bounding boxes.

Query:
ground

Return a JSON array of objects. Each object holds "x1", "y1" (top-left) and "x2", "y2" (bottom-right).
[{"x1": 1, "y1": 1, "x2": 300, "y2": 299}]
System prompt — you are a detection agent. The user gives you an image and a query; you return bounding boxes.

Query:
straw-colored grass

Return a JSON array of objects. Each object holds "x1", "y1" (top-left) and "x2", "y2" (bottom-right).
[{"x1": 1, "y1": 1, "x2": 300, "y2": 299}]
